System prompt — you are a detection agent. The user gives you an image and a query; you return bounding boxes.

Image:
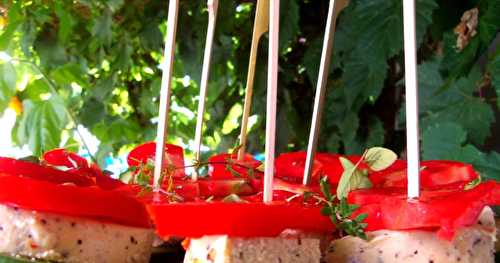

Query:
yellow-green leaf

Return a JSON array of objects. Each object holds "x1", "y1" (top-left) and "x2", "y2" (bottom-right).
[{"x1": 364, "y1": 147, "x2": 398, "y2": 171}]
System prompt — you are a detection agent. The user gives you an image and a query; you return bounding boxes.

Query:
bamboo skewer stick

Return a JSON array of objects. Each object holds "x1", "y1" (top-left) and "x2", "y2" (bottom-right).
[
  {"x1": 193, "y1": 0, "x2": 219, "y2": 181},
  {"x1": 154, "y1": 0, "x2": 179, "y2": 191},
  {"x1": 403, "y1": 0, "x2": 421, "y2": 199},
  {"x1": 237, "y1": 0, "x2": 270, "y2": 161},
  {"x1": 302, "y1": 0, "x2": 349, "y2": 185},
  {"x1": 263, "y1": 0, "x2": 280, "y2": 203}
]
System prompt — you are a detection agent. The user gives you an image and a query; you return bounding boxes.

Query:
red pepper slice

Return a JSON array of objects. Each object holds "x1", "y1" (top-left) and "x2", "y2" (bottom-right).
[
  {"x1": 0, "y1": 173, "x2": 150, "y2": 228},
  {"x1": 369, "y1": 160, "x2": 478, "y2": 189},
  {"x1": 208, "y1": 153, "x2": 262, "y2": 179},
  {"x1": 128, "y1": 142, "x2": 185, "y2": 178},
  {"x1": 148, "y1": 201, "x2": 332, "y2": 238},
  {"x1": 349, "y1": 181, "x2": 500, "y2": 239}
]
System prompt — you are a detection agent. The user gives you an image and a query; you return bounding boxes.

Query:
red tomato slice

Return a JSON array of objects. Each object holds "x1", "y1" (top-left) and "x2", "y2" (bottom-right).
[
  {"x1": 148, "y1": 201, "x2": 332, "y2": 238},
  {"x1": 275, "y1": 151, "x2": 366, "y2": 185},
  {"x1": 0, "y1": 157, "x2": 94, "y2": 186},
  {"x1": 43, "y1": 148, "x2": 89, "y2": 169},
  {"x1": 171, "y1": 179, "x2": 200, "y2": 201},
  {"x1": 43, "y1": 149, "x2": 125, "y2": 190},
  {"x1": 208, "y1": 153, "x2": 262, "y2": 179},
  {"x1": 369, "y1": 160, "x2": 478, "y2": 189},
  {"x1": 198, "y1": 178, "x2": 256, "y2": 197},
  {"x1": 128, "y1": 142, "x2": 185, "y2": 178},
  {"x1": 349, "y1": 181, "x2": 500, "y2": 240},
  {"x1": 0, "y1": 174, "x2": 150, "y2": 228}
]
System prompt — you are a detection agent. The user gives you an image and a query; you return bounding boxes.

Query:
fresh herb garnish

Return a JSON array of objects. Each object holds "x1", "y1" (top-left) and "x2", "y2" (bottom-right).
[
  {"x1": 320, "y1": 177, "x2": 368, "y2": 239},
  {"x1": 321, "y1": 147, "x2": 397, "y2": 239},
  {"x1": 464, "y1": 176, "x2": 481, "y2": 190}
]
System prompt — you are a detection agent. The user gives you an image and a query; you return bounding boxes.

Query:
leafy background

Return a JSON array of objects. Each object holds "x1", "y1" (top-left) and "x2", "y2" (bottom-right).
[{"x1": 0, "y1": 0, "x2": 499, "y2": 179}]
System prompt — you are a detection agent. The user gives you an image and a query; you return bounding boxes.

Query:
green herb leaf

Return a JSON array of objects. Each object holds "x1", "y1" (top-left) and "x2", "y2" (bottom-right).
[
  {"x1": 364, "y1": 147, "x2": 398, "y2": 171},
  {"x1": 319, "y1": 178, "x2": 368, "y2": 240},
  {"x1": 464, "y1": 176, "x2": 482, "y2": 190},
  {"x1": 336, "y1": 157, "x2": 372, "y2": 199}
]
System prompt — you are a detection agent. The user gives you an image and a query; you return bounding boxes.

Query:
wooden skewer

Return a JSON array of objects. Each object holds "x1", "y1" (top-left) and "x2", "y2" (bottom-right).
[
  {"x1": 193, "y1": 0, "x2": 219, "y2": 181},
  {"x1": 154, "y1": 0, "x2": 179, "y2": 191},
  {"x1": 263, "y1": 0, "x2": 280, "y2": 203},
  {"x1": 403, "y1": 0, "x2": 421, "y2": 199},
  {"x1": 237, "y1": 0, "x2": 270, "y2": 161},
  {"x1": 302, "y1": 0, "x2": 349, "y2": 185}
]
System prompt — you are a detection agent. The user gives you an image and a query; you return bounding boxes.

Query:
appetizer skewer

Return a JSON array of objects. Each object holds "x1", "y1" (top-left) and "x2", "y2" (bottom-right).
[
  {"x1": 303, "y1": 0, "x2": 349, "y2": 185},
  {"x1": 403, "y1": 0, "x2": 421, "y2": 198},
  {"x1": 237, "y1": 0, "x2": 269, "y2": 161},
  {"x1": 263, "y1": 0, "x2": 280, "y2": 203},
  {"x1": 193, "y1": 0, "x2": 220, "y2": 181},
  {"x1": 154, "y1": 0, "x2": 180, "y2": 190}
]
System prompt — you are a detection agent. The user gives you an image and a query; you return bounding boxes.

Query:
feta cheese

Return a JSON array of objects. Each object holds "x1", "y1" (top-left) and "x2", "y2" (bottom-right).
[
  {"x1": 324, "y1": 207, "x2": 496, "y2": 263},
  {"x1": 0, "y1": 204, "x2": 155, "y2": 263},
  {"x1": 184, "y1": 235, "x2": 321, "y2": 263}
]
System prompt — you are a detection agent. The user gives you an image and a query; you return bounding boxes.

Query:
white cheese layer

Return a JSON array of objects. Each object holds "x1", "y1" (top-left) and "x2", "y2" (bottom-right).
[
  {"x1": 324, "y1": 207, "x2": 496, "y2": 263},
  {"x1": 184, "y1": 235, "x2": 321, "y2": 263},
  {"x1": 0, "y1": 204, "x2": 155, "y2": 263}
]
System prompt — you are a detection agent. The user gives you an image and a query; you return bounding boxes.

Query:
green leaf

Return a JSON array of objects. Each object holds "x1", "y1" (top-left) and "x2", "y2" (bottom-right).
[
  {"x1": 50, "y1": 63, "x2": 88, "y2": 87},
  {"x1": 338, "y1": 0, "x2": 437, "y2": 58},
  {"x1": 0, "y1": 62, "x2": 17, "y2": 112},
  {"x1": 364, "y1": 147, "x2": 397, "y2": 171},
  {"x1": 477, "y1": 0, "x2": 500, "y2": 45},
  {"x1": 342, "y1": 53, "x2": 387, "y2": 109},
  {"x1": 279, "y1": 0, "x2": 300, "y2": 52},
  {"x1": 78, "y1": 98, "x2": 106, "y2": 127},
  {"x1": 422, "y1": 98, "x2": 494, "y2": 145},
  {"x1": 487, "y1": 49, "x2": 500, "y2": 109},
  {"x1": 54, "y1": 1, "x2": 76, "y2": 44},
  {"x1": 336, "y1": 157, "x2": 372, "y2": 199},
  {"x1": 366, "y1": 117, "x2": 385, "y2": 148},
  {"x1": 416, "y1": 66, "x2": 494, "y2": 145},
  {"x1": 16, "y1": 97, "x2": 68, "y2": 156},
  {"x1": 92, "y1": 9, "x2": 113, "y2": 47},
  {"x1": 24, "y1": 79, "x2": 51, "y2": 102},
  {"x1": 0, "y1": 2, "x2": 22, "y2": 50},
  {"x1": 470, "y1": 151, "x2": 500, "y2": 181},
  {"x1": 422, "y1": 122, "x2": 466, "y2": 160}
]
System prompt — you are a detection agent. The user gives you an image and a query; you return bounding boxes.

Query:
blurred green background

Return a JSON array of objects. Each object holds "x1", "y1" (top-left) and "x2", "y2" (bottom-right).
[{"x1": 0, "y1": 0, "x2": 499, "y2": 179}]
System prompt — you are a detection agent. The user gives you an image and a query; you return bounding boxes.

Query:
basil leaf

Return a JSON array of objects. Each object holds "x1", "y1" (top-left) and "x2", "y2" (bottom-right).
[
  {"x1": 364, "y1": 147, "x2": 397, "y2": 171},
  {"x1": 336, "y1": 157, "x2": 372, "y2": 199}
]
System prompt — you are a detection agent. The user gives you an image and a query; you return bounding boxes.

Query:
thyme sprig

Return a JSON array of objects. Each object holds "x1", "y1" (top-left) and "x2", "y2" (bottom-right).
[{"x1": 320, "y1": 177, "x2": 368, "y2": 239}]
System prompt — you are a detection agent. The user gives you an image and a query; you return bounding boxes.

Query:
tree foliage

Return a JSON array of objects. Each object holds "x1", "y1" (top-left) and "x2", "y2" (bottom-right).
[{"x1": 0, "y1": 0, "x2": 498, "y2": 179}]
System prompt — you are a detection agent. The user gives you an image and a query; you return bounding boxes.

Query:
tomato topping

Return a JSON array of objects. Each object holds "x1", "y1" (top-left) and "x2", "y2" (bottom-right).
[
  {"x1": 198, "y1": 178, "x2": 256, "y2": 197},
  {"x1": 148, "y1": 201, "x2": 332, "y2": 238},
  {"x1": 0, "y1": 174, "x2": 150, "y2": 228},
  {"x1": 275, "y1": 151, "x2": 366, "y2": 185},
  {"x1": 127, "y1": 142, "x2": 185, "y2": 178},
  {"x1": 0, "y1": 157, "x2": 150, "y2": 228},
  {"x1": 208, "y1": 153, "x2": 262, "y2": 179},
  {"x1": 0, "y1": 157, "x2": 94, "y2": 186},
  {"x1": 369, "y1": 160, "x2": 478, "y2": 189},
  {"x1": 170, "y1": 179, "x2": 200, "y2": 201},
  {"x1": 43, "y1": 149, "x2": 88, "y2": 169},
  {"x1": 349, "y1": 181, "x2": 500, "y2": 239},
  {"x1": 42, "y1": 149, "x2": 125, "y2": 190}
]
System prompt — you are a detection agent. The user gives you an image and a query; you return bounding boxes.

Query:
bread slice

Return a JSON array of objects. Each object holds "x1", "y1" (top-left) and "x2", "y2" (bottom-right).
[
  {"x1": 183, "y1": 235, "x2": 321, "y2": 263},
  {"x1": 324, "y1": 207, "x2": 496, "y2": 263},
  {"x1": 0, "y1": 204, "x2": 155, "y2": 263}
]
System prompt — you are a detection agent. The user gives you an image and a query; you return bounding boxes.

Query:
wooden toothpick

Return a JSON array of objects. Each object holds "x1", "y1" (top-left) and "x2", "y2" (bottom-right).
[
  {"x1": 402, "y1": 0, "x2": 421, "y2": 199},
  {"x1": 193, "y1": 0, "x2": 219, "y2": 181},
  {"x1": 154, "y1": 0, "x2": 179, "y2": 191},
  {"x1": 263, "y1": 0, "x2": 280, "y2": 203}
]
